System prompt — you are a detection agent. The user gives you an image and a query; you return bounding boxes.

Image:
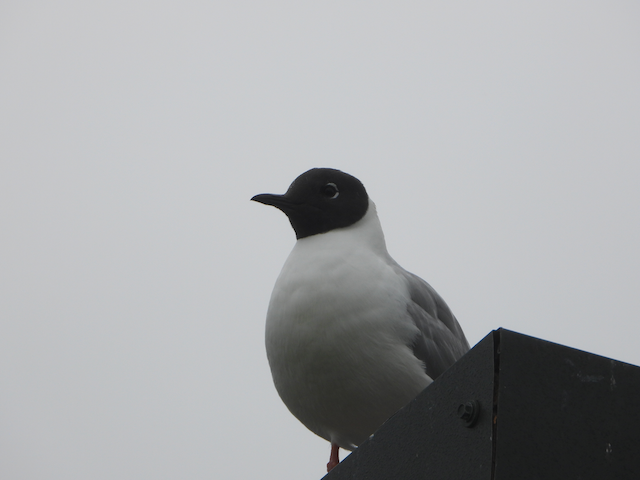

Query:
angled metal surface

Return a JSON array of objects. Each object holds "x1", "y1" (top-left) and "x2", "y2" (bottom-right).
[
  {"x1": 322, "y1": 329, "x2": 640, "y2": 480},
  {"x1": 493, "y1": 329, "x2": 640, "y2": 479}
]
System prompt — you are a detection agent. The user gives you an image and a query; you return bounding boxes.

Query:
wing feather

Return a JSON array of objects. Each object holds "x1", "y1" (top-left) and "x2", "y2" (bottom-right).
[{"x1": 394, "y1": 267, "x2": 470, "y2": 380}]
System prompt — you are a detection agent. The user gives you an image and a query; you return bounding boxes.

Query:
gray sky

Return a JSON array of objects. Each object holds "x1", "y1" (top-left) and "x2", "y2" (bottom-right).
[{"x1": 1, "y1": 2, "x2": 639, "y2": 479}]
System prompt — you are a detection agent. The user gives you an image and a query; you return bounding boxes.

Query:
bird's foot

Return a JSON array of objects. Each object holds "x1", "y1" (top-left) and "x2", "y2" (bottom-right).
[{"x1": 327, "y1": 443, "x2": 340, "y2": 472}]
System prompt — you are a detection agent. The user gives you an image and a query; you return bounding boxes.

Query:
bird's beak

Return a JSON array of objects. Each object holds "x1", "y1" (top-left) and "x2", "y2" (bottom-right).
[
  {"x1": 251, "y1": 193, "x2": 281, "y2": 205},
  {"x1": 251, "y1": 193, "x2": 296, "y2": 212}
]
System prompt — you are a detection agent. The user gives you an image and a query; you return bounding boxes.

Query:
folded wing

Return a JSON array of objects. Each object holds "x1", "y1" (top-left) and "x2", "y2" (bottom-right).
[{"x1": 394, "y1": 267, "x2": 470, "y2": 380}]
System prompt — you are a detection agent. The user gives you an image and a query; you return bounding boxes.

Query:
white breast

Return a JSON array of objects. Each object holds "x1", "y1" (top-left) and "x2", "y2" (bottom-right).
[{"x1": 265, "y1": 202, "x2": 431, "y2": 449}]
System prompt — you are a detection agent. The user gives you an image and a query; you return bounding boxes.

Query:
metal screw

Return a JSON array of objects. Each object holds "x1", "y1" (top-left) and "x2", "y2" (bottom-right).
[{"x1": 457, "y1": 400, "x2": 480, "y2": 427}]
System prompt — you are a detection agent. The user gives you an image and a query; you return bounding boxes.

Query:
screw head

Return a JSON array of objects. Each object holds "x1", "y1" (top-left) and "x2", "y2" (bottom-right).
[{"x1": 457, "y1": 400, "x2": 480, "y2": 427}]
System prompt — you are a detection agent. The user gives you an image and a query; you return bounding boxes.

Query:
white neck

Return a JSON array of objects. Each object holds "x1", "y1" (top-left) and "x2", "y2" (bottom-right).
[{"x1": 293, "y1": 199, "x2": 391, "y2": 259}]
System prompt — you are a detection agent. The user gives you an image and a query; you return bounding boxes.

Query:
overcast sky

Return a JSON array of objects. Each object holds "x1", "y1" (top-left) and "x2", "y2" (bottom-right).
[{"x1": 1, "y1": 2, "x2": 639, "y2": 479}]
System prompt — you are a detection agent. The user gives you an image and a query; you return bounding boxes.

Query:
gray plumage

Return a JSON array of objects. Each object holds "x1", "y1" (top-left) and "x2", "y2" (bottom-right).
[{"x1": 397, "y1": 267, "x2": 470, "y2": 380}]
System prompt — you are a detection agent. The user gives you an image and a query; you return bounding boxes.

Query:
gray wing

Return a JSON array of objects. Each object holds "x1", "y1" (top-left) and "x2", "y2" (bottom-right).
[{"x1": 393, "y1": 266, "x2": 470, "y2": 380}]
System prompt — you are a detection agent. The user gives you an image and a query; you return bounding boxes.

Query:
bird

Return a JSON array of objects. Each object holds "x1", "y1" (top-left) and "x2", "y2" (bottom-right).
[{"x1": 251, "y1": 168, "x2": 470, "y2": 472}]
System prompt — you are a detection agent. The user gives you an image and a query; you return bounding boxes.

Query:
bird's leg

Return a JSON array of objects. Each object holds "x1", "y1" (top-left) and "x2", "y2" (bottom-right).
[{"x1": 327, "y1": 443, "x2": 340, "y2": 472}]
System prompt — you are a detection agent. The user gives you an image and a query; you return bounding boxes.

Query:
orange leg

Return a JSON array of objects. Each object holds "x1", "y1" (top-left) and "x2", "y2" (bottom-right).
[{"x1": 327, "y1": 443, "x2": 340, "y2": 472}]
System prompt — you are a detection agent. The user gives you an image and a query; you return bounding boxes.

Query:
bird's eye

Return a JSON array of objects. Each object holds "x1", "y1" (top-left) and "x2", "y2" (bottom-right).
[{"x1": 321, "y1": 183, "x2": 339, "y2": 199}]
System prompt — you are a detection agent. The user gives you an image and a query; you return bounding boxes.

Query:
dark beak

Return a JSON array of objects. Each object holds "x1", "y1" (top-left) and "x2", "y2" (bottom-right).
[{"x1": 251, "y1": 193, "x2": 296, "y2": 212}]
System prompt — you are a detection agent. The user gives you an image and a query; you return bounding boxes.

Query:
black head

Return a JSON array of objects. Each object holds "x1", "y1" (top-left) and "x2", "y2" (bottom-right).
[{"x1": 251, "y1": 168, "x2": 369, "y2": 239}]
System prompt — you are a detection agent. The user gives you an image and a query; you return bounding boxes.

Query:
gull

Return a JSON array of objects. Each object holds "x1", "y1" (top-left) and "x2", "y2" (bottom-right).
[{"x1": 252, "y1": 168, "x2": 470, "y2": 472}]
